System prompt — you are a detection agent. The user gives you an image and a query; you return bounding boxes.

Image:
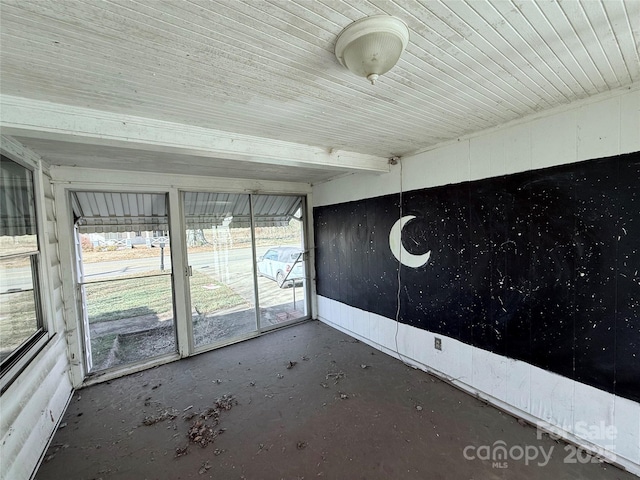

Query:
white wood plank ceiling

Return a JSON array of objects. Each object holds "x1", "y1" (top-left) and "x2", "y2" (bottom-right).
[{"x1": 1, "y1": 0, "x2": 638, "y2": 183}]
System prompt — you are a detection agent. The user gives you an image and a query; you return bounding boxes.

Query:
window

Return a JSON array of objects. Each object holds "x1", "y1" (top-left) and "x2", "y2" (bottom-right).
[
  {"x1": 264, "y1": 250, "x2": 278, "y2": 261},
  {"x1": 0, "y1": 156, "x2": 45, "y2": 372}
]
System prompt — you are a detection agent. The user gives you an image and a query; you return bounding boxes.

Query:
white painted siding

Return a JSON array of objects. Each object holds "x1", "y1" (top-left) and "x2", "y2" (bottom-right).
[
  {"x1": 0, "y1": 338, "x2": 72, "y2": 480},
  {"x1": 312, "y1": 86, "x2": 640, "y2": 475}
]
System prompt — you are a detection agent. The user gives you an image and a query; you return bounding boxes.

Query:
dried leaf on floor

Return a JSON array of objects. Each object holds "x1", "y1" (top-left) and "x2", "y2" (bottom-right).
[
  {"x1": 142, "y1": 409, "x2": 178, "y2": 426},
  {"x1": 198, "y1": 461, "x2": 211, "y2": 474},
  {"x1": 326, "y1": 371, "x2": 346, "y2": 384},
  {"x1": 188, "y1": 420, "x2": 217, "y2": 448},
  {"x1": 215, "y1": 394, "x2": 237, "y2": 411},
  {"x1": 175, "y1": 445, "x2": 189, "y2": 457}
]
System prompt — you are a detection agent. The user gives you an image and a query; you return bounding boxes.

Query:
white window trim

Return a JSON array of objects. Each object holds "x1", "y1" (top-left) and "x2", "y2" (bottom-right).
[{"x1": 0, "y1": 142, "x2": 56, "y2": 393}]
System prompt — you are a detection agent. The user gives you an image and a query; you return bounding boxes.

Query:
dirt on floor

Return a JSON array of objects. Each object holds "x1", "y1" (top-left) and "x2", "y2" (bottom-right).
[{"x1": 36, "y1": 321, "x2": 636, "y2": 480}]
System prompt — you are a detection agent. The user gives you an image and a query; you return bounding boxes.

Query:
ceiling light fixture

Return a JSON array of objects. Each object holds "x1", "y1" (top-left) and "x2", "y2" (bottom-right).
[{"x1": 335, "y1": 15, "x2": 409, "y2": 85}]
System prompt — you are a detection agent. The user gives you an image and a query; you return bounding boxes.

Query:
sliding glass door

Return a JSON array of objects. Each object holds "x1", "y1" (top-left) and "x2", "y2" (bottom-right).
[
  {"x1": 184, "y1": 193, "x2": 257, "y2": 348},
  {"x1": 183, "y1": 192, "x2": 308, "y2": 350},
  {"x1": 73, "y1": 190, "x2": 310, "y2": 375}
]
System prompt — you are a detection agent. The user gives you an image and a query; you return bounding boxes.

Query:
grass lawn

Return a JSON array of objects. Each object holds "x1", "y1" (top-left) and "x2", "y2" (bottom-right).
[
  {"x1": 86, "y1": 270, "x2": 247, "y2": 324},
  {"x1": 0, "y1": 290, "x2": 39, "y2": 359}
]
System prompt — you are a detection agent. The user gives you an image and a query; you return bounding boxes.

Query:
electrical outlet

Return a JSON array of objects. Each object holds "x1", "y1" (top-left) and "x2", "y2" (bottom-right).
[{"x1": 434, "y1": 337, "x2": 442, "y2": 351}]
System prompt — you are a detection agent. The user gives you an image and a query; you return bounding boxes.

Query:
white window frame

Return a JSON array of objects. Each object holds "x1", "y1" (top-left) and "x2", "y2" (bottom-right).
[{"x1": 0, "y1": 151, "x2": 55, "y2": 394}]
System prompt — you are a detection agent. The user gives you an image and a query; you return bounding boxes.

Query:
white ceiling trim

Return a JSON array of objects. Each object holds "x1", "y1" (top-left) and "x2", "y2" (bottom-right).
[{"x1": 0, "y1": 95, "x2": 390, "y2": 175}]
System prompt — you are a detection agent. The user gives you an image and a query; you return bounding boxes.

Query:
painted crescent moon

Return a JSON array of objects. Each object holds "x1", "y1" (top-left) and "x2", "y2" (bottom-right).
[{"x1": 389, "y1": 215, "x2": 431, "y2": 268}]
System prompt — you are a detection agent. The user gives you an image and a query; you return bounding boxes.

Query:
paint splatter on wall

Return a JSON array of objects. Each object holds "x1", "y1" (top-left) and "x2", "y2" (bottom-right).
[{"x1": 314, "y1": 152, "x2": 639, "y2": 403}]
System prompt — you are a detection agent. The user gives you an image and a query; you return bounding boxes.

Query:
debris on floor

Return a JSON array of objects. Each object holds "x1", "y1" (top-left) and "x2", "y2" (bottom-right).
[
  {"x1": 360, "y1": 364, "x2": 369, "y2": 369},
  {"x1": 43, "y1": 444, "x2": 69, "y2": 463},
  {"x1": 144, "y1": 394, "x2": 239, "y2": 463},
  {"x1": 198, "y1": 461, "x2": 211, "y2": 474},
  {"x1": 215, "y1": 394, "x2": 238, "y2": 411},
  {"x1": 175, "y1": 445, "x2": 189, "y2": 457},
  {"x1": 188, "y1": 420, "x2": 217, "y2": 448},
  {"x1": 296, "y1": 441, "x2": 308, "y2": 450},
  {"x1": 326, "y1": 371, "x2": 346, "y2": 384},
  {"x1": 185, "y1": 394, "x2": 238, "y2": 451},
  {"x1": 286, "y1": 360, "x2": 298, "y2": 369},
  {"x1": 142, "y1": 409, "x2": 178, "y2": 426},
  {"x1": 339, "y1": 393, "x2": 349, "y2": 400}
]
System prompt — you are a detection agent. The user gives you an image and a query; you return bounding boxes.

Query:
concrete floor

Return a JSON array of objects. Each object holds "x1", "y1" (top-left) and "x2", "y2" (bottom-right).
[{"x1": 36, "y1": 321, "x2": 635, "y2": 480}]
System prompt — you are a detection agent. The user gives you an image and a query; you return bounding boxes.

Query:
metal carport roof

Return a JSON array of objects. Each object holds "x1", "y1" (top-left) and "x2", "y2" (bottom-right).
[{"x1": 72, "y1": 191, "x2": 302, "y2": 233}]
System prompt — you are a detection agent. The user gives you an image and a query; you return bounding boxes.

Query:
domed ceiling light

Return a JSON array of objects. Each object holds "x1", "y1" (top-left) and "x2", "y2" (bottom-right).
[{"x1": 335, "y1": 15, "x2": 409, "y2": 85}]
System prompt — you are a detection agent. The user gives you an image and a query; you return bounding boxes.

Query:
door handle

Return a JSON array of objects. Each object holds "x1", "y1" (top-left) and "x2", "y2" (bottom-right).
[{"x1": 186, "y1": 265, "x2": 193, "y2": 277}]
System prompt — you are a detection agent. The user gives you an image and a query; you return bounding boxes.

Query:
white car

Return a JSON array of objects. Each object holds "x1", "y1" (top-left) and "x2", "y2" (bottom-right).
[{"x1": 257, "y1": 247, "x2": 305, "y2": 288}]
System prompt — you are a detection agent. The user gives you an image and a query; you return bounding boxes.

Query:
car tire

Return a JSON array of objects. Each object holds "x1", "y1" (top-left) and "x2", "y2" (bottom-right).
[{"x1": 276, "y1": 271, "x2": 286, "y2": 288}]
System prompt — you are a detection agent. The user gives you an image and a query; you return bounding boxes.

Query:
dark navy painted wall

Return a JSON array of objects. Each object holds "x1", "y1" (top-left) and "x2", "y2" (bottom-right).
[{"x1": 314, "y1": 152, "x2": 639, "y2": 403}]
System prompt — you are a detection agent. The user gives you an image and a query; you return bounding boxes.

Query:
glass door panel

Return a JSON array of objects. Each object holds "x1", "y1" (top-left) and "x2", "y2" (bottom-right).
[
  {"x1": 183, "y1": 193, "x2": 257, "y2": 348},
  {"x1": 254, "y1": 195, "x2": 308, "y2": 328},
  {"x1": 73, "y1": 192, "x2": 176, "y2": 373}
]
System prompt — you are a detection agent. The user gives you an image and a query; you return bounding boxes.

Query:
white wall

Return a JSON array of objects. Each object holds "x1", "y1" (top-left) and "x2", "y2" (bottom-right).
[
  {"x1": 0, "y1": 137, "x2": 73, "y2": 480},
  {"x1": 313, "y1": 86, "x2": 640, "y2": 475}
]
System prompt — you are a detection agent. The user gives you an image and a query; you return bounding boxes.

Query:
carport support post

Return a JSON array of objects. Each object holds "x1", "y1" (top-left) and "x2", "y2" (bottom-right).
[{"x1": 159, "y1": 242, "x2": 165, "y2": 271}]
